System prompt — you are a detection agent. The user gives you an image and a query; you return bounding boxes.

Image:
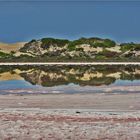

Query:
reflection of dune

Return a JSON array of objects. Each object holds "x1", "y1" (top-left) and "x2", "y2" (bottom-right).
[
  {"x1": 107, "y1": 72, "x2": 121, "y2": 79},
  {"x1": 134, "y1": 69, "x2": 140, "y2": 74},
  {"x1": 19, "y1": 69, "x2": 116, "y2": 86},
  {"x1": 21, "y1": 71, "x2": 68, "y2": 86},
  {"x1": 0, "y1": 72, "x2": 23, "y2": 81},
  {"x1": 13, "y1": 69, "x2": 33, "y2": 74},
  {"x1": 0, "y1": 65, "x2": 140, "y2": 87},
  {"x1": 77, "y1": 72, "x2": 103, "y2": 81}
]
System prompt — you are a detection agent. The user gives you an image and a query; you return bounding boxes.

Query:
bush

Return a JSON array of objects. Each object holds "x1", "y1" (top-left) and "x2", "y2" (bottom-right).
[
  {"x1": 0, "y1": 51, "x2": 10, "y2": 58},
  {"x1": 120, "y1": 43, "x2": 137, "y2": 52},
  {"x1": 93, "y1": 39, "x2": 116, "y2": 48},
  {"x1": 67, "y1": 39, "x2": 85, "y2": 50},
  {"x1": 94, "y1": 42, "x2": 105, "y2": 47},
  {"x1": 29, "y1": 39, "x2": 36, "y2": 43},
  {"x1": 133, "y1": 44, "x2": 140, "y2": 51},
  {"x1": 104, "y1": 39, "x2": 116, "y2": 47},
  {"x1": 41, "y1": 38, "x2": 69, "y2": 47},
  {"x1": 67, "y1": 42, "x2": 76, "y2": 51},
  {"x1": 95, "y1": 55, "x2": 107, "y2": 60},
  {"x1": 68, "y1": 37, "x2": 103, "y2": 50}
]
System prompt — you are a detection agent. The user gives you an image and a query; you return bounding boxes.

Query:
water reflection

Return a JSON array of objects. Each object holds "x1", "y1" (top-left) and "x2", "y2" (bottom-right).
[{"x1": 0, "y1": 65, "x2": 140, "y2": 88}]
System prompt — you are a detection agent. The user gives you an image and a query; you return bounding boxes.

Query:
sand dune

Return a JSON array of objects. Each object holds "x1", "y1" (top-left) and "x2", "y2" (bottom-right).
[
  {"x1": 0, "y1": 72, "x2": 23, "y2": 81},
  {"x1": 0, "y1": 42, "x2": 26, "y2": 53}
]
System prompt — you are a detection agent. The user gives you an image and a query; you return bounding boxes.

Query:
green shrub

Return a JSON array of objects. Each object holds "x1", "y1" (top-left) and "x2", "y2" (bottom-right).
[
  {"x1": 67, "y1": 38, "x2": 85, "y2": 50},
  {"x1": 95, "y1": 55, "x2": 107, "y2": 59},
  {"x1": 120, "y1": 43, "x2": 135, "y2": 52},
  {"x1": 67, "y1": 42, "x2": 76, "y2": 51},
  {"x1": 41, "y1": 38, "x2": 69, "y2": 47},
  {"x1": 104, "y1": 39, "x2": 116, "y2": 47},
  {"x1": 29, "y1": 39, "x2": 36, "y2": 43},
  {"x1": 94, "y1": 42, "x2": 105, "y2": 47},
  {"x1": 94, "y1": 39, "x2": 116, "y2": 48},
  {"x1": 132, "y1": 44, "x2": 140, "y2": 51},
  {"x1": 0, "y1": 51, "x2": 10, "y2": 58}
]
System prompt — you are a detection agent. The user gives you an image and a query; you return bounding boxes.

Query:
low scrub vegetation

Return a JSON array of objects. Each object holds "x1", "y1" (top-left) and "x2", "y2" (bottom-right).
[{"x1": 1, "y1": 37, "x2": 140, "y2": 62}]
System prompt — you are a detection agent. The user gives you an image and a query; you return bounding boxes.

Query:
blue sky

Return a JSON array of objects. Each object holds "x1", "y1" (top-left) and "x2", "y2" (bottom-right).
[{"x1": 0, "y1": 1, "x2": 140, "y2": 43}]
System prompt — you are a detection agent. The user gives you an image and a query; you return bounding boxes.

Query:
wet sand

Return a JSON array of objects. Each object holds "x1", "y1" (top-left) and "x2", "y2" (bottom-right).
[{"x1": 0, "y1": 93, "x2": 140, "y2": 139}]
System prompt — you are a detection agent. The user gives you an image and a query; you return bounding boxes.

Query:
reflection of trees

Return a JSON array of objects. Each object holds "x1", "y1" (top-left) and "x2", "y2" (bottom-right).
[
  {"x1": 121, "y1": 73, "x2": 140, "y2": 81},
  {"x1": 41, "y1": 76, "x2": 70, "y2": 87},
  {"x1": 0, "y1": 65, "x2": 140, "y2": 87},
  {"x1": 20, "y1": 70, "x2": 42, "y2": 85}
]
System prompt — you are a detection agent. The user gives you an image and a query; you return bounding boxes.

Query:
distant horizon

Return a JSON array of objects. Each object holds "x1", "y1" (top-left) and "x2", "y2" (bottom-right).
[{"x1": 0, "y1": 35, "x2": 140, "y2": 44}]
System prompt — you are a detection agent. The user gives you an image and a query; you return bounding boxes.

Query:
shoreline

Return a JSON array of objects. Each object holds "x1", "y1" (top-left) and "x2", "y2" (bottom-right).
[
  {"x1": 0, "y1": 62, "x2": 140, "y2": 65},
  {"x1": 0, "y1": 93, "x2": 139, "y2": 111}
]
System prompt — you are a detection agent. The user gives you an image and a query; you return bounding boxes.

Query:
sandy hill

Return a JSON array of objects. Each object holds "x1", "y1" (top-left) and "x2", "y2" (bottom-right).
[{"x1": 0, "y1": 42, "x2": 26, "y2": 53}]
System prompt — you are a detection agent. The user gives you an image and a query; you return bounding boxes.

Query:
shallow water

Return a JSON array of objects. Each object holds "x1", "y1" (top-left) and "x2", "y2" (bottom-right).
[{"x1": 0, "y1": 65, "x2": 140, "y2": 94}]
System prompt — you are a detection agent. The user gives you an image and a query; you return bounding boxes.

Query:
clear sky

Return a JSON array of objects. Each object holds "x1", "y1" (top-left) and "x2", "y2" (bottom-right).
[{"x1": 0, "y1": 1, "x2": 140, "y2": 43}]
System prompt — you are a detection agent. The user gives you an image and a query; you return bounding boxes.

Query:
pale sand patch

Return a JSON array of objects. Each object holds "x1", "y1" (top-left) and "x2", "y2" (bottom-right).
[
  {"x1": 106, "y1": 46, "x2": 121, "y2": 53},
  {"x1": 0, "y1": 42, "x2": 26, "y2": 53},
  {"x1": 76, "y1": 44, "x2": 103, "y2": 52},
  {"x1": 79, "y1": 72, "x2": 103, "y2": 81},
  {"x1": 13, "y1": 68, "x2": 34, "y2": 74},
  {"x1": 135, "y1": 69, "x2": 140, "y2": 74},
  {"x1": 0, "y1": 72, "x2": 23, "y2": 81},
  {"x1": 14, "y1": 52, "x2": 35, "y2": 57},
  {"x1": 106, "y1": 72, "x2": 121, "y2": 79}
]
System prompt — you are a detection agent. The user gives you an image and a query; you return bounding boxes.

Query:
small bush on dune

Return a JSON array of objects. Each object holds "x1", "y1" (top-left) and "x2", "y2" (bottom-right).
[{"x1": 41, "y1": 38, "x2": 69, "y2": 48}]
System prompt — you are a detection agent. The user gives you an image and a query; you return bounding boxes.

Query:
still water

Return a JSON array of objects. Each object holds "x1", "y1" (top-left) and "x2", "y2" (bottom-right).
[{"x1": 0, "y1": 65, "x2": 140, "y2": 94}]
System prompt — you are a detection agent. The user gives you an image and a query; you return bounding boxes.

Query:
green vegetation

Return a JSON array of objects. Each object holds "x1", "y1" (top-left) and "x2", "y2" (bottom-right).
[
  {"x1": 94, "y1": 39, "x2": 116, "y2": 48},
  {"x1": 120, "y1": 43, "x2": 135, "y2": 52},
  {"x1": 104, "y1": 39, "x2": 116, "y2": 47},
  {"x1": 67, "y1": 38, "x2": 116, "y2": 50},
  {"x1": 41, "y1": 38, "x2": 69, "y2": 48},
  {"x1": 0, "y1": 51, "x2": 11, "y2": 58},
  {"x1": 133, "y1": 45, "x2": 140, "y2": 51},
  {"x1": 1, "y1": 37, "x2": 140, "y2": 62},
  {"x1": 95, "y1": 55, "x2": 107, "y2": 60},
  {"x1": 98, "y1": 49, "x2": 120, "y2": 58},
  {"x1": 67, "y1": 38, "x2": 89, "y2": 51},
  {"x1": 120, "y1": 43, "x2": 140, "y2": 52}
]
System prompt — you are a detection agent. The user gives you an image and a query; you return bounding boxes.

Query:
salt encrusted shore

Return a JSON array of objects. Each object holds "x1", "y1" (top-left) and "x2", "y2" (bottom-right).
[
  {"x1": 0, "y1": 109, "x2": 140, "y2": 140},
  {"x1": 0, "y1": 94, "x2": 139, "y2": 139}
]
